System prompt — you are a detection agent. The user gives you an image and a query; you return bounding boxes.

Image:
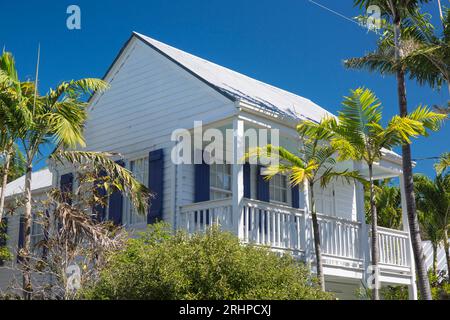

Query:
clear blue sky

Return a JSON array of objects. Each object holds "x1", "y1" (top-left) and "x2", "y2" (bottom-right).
[{"x1": 0, "y1": 0, "x2": 448, "y2": 176}]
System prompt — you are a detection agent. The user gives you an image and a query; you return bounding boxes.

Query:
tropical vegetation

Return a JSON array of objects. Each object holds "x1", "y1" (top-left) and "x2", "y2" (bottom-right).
[
  {"x1": 245, "y1": 124, "x2": 363, "y2": 292},
  {"x1": 347, "y1": 0, "x2": 449, "y2": 300},
  {"x1": 298, "y1": 87, "x2": 445, "y2": 299},
  {"x1": 0, "y1": 1, "x2": 448, "y2": 301},
  {"x1": 81, "y1": 224, "x2": 333, "y2": 300},
  {"x1": 415, "y1": 170, "x2": 449, "y2": 278},
  {"x1": 0, "y1": 51, "x2": 150, "y2": 299}
]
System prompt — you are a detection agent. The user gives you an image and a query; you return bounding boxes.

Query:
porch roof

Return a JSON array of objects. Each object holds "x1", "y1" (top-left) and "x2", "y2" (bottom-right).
[{"x1": 1, "y1": 168, "x2": 53, "y2": 199}]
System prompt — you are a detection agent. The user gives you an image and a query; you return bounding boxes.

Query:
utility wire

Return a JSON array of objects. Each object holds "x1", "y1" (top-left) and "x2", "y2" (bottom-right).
[
  {"x1": 412, "y1": 157, "x2": 441, "y2": 161},
  {"x1": 307, "y1": 0, "x2": 360, "y2": 26}
]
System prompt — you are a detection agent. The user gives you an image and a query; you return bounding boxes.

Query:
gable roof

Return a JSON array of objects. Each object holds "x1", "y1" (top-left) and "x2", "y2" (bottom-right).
[{"x1": 133, "y1": 32, "x2": 333, "y2": 122}]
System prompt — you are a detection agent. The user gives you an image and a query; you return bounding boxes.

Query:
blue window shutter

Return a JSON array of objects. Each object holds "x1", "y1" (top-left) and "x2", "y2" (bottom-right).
[
  {"x1": 148, "y1": 149, "x2": 164, "y2": 224},
  {"x1": 93, "y1": 170, "x2": 107, "y2": 221},
  {"x1": 244, "y1": 163, "x2": 251, "y2": 198},
  {"x1": 194, "y1": 158, "x2": 210, "y2": 203},
  {"x1": 0, "y1": 217, "x2": 7, "y2": 247},
  {"x1": 17, "y1": 215, "x2": 24, "y2": 263},
  {"x1": 60, "y1": 173, "x2": 74, "y2": 205},
  {"x1": 292, "y1": 184, "x2": 300, "y2": 209},
  {"x1": 256, "y1": 165, "x2": 270, "y2": 202},
  {"x1": 42, "y1": 210, "x2": 49, "y2": 260},
  {"x1": 0, "y1": 217, "x2": 8, "y2": 266},
  {"x1": 108, "y1": 160, "x2": 125, "y2": 225}
]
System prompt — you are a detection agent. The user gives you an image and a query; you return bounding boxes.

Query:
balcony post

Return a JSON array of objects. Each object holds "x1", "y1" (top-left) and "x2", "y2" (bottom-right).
[
  {"x1": 232, "y1": 118, "x2": 245, "y2": 239},
  {"x1": 400, "y1": 174, "x2": 418, "y2": 300}
]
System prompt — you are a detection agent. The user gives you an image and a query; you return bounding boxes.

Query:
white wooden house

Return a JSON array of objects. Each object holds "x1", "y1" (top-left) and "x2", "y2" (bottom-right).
[{"x1": 0, "y1": 32, "x2": 421, "y2": 299}]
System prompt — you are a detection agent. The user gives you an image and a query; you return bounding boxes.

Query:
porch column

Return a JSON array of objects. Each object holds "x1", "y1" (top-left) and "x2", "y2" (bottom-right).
[
  {"x1": 232, "y1": 118, "x2": 245, "y2": 238},
  {"x1": 399, "y1": 174, "x2": 418, "y2": 300},
  {"x1": 354, "y1": 161, "x2": 370, "y2": 287}
]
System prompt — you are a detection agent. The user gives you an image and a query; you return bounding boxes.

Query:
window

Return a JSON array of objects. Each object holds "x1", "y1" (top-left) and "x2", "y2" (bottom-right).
[
  {"x1": 210, "y1": 164, "x2": 232, "y2": 200},
  {"x1": 31, "y1": 213, "x2": 45, "y2": 252},
  {"x1": 269, "y1": 174, "x2": 288, "y2": 204},
  {"x1": 123, "y1": 157, "x2": 149, "y2": 225}
]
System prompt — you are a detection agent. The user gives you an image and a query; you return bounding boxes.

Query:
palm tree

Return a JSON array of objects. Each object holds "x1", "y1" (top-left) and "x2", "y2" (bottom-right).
[
  {"x1": 247, "y1": 130, "x2": 363, "y2": 292},
  {"x1": 17, "y1": 78, "x2": 150, "y2": 299},
  {"x1": 435, "y1": 152, "x2": 450, "y2": 175},
  {"x1": 347, "y1": 0, "x2": 445, "y2": 300},
  {"x1": 415, "y1": 173, "x2": 450, "y2": 280},
  {"x1": 300, "y1": 87, "x2": 445, "y2": 299},
  {"x1": 0, "y1": 52, "x2": 32, "y2": 223}
]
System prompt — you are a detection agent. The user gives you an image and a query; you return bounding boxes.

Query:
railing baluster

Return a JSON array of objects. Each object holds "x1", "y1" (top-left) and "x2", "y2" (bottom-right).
[
  {"x1": 252, "y1": 206, "x2": 256, "y2": 243},
  {"x1": 287, "y1": 214, "x2": 292, "y2": 249},
  {"x1": 244, "y1": 206, "x2": 248, "y2": 242},
  {"x1": 388, "y1": 235, "x2": 393, "y2": 265},
  {"x1": 378, "y1": 234, "x2": 383, "y2": 264},
  {"x1": 272, "y1": 211, "x2": 277, "y2": 246},
  {"x1": 261, "y1": 210, "x2": 266, "y2": 245},
  {"x1": 180, "y1": 200, "x2": 419, "y2": 272}
]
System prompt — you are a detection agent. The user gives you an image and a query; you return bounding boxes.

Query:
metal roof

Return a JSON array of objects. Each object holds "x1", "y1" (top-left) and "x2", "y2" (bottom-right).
[{"x1": 134, "y1": 32, "x2": 334, "y2": 122}]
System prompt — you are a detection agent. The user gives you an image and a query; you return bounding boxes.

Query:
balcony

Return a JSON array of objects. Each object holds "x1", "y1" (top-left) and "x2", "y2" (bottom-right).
[{"x1": 178, "y1": 199, "x2": 412, "y2": 280}]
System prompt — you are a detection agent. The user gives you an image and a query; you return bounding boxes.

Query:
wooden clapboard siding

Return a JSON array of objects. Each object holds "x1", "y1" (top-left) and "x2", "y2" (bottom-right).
[
  {"x1": 83, "y1": 38, "x2": 236, "y2": 225},
  {"x1": 0, "y1": 192, "x2": 50, "y2": 291},
  {"x1": 333, "y1": 180, "x2": 357, "y2": 221}
]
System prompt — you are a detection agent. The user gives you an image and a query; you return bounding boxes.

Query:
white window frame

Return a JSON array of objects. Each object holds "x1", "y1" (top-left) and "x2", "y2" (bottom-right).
[
  {"x1": 210, "y1": 163, "x2": 232, "y2": 200},
  {"x1": 30, "y1": 212, "x2": 45, "y2": 251},
  {"x1": 269, "y1": 173, "x2": 290, "y2": 205},
  {"x1": 122, "y1": 156, "x2": 149, "y2": 226}
]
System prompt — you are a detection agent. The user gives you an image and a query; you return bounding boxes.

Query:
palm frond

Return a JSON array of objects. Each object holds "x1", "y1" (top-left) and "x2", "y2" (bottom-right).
[
  {"x1": 52, "y1": 151, "x2": 152, "y2": 215},
  {"x1": 49, "y1": 78, "x2": 110, "y2": 102},
  {"x1": 319, "y1": 169, "x2": 366, "y2": 189},
  {"x1": 407, "y1": 105, "x2": 447, "y2": 131},
  {"x1": 435, "y1": 152, "x2": 450, "y2": 175}
]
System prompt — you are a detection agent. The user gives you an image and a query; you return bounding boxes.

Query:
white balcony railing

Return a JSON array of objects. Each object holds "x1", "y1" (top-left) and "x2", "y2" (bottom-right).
[
  {"x1": 241, "y1": 199, "x2": 305, "y2": 253},
  {"x1": 377, "y1": 227, "x2": 410, "y2": 268},
  {"x1": 317, "y1": 214, "x2": 361, "y2": 261},
  {"x1": 179, "y1": 198, "x2": 233, "y2": 233},
  {"x1": 178, "y1": 199, "x2": 411, "y2": 272}
]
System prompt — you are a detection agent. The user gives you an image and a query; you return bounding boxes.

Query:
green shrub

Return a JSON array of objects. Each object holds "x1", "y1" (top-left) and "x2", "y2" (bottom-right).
[
  {"x1": 373, "y1": 271, "x2": 450, "y2": 300},
  {"x1": 0, "y1": 247, "x2": 12, "y2": 264},
  {"x1": 380, "y1": 285, "x2": 409, "y2": 300},
  {"x1": 81, "y1": 223, "x2": 333, "y2": 300},
  {"x1": 429, "y1": 271, "x2": 450, "y2": 300}
]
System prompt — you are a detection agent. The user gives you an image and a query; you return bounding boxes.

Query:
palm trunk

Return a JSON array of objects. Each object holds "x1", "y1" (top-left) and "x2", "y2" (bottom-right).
[
  {"x1": 309, "y1": 182, "x2": 325, "y2": 292},
  {"x1": 21, "y1": 163, "x2": 33, "y2": 300},
  {"x1": 444, "y1": 230, "x2": 450, "y2": 284},
  {"x1": 0, "y1": 145, "x2": 12, "y2": 224},
  {"x1": 393, "y1": 19, "x2": 432, "y2": 300},
  {"x1": 432, "y1": 243, "x2": 438, "y2": 277},
  {"x1": 368, "y1": 164, "x2": 380, "y2": 300}
]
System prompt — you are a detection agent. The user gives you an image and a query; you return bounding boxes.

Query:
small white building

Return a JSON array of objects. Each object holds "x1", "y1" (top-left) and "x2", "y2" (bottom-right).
[{"x1": 0, "y1": 32, "x2": 422, "y2": 299}]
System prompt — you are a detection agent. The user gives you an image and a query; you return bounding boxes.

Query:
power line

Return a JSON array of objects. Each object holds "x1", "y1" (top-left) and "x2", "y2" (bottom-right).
[
  {"x1": 307, "y1": 0, "x2": 360, "y2": 26},
  {"x1": 306, "y1": 0, "x2": 381, "y2": 35},
  {"x1": 412, "y1": 157, "x2": 441, "y2": 162}
]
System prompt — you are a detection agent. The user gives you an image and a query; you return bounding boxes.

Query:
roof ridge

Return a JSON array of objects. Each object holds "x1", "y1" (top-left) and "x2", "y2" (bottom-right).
[
  {"x1": 133, "y1": 31, "x2": 334, "y2": 121},
  {"x1": 134, "y1": 32, "x2": 313, "y2": 101}
]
